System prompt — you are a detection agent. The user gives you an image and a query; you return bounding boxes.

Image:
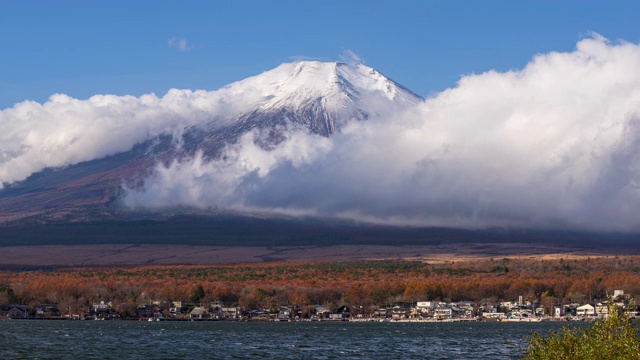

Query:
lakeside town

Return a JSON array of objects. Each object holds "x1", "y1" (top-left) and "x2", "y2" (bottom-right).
[
  {"x1": 1, "y1": 290, "x2": 635, "y2": 322},
  {"x1": 2, "y1": 257, "x2": 640, "y2": 326}
]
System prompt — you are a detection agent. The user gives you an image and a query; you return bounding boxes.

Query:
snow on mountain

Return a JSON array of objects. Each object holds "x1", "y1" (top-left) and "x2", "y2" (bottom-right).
[
  {"x1": 193, "y1": 61, "x2": 422, "y2": 137},
  {"x1": 228, "y1": 61, "x2": 421, "y2": 111}
]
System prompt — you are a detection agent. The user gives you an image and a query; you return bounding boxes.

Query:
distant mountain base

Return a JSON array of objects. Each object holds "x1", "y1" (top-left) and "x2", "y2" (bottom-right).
[
  {"x1": 0, "y1": 242, "x2": 637, "y2": 269},
  {"x1": 0, "y1": 216, "x2": 639, "y2": 268},
  {"x1": 2, "y1": 215, "x2": 640, "y2": 247}
]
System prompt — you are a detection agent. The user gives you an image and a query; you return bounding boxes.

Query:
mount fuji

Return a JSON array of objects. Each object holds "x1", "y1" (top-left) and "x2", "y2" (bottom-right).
[
  {"x1": 0, "y1": 60, "x2": 634, "y2": 252},
  {"x1": 0, "y1": 61, "x2": 422, "y2": 226}
]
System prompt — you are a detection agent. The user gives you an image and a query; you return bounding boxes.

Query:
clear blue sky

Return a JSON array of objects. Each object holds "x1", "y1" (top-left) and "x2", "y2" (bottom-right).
[{"x1": 1, "y1": 0, "x2": 638, "y2": 109}]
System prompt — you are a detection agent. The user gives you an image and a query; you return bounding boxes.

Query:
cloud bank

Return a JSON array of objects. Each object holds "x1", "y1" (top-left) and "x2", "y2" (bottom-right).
[
  {"x1": 126, "y1": 36, "x2": 640, "y2": 231},
  {"x1": 0, "y1": 89, "x2": 252, "y2": 188}
]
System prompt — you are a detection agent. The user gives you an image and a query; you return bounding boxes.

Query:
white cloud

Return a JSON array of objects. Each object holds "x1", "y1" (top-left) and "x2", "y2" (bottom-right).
[
  {"x1": 168, "y1": 37, "x2": 192, "y2": 52},
  {"x1": 288, "y1": 55, "x2": 320, "y2": 62},
  {"x1": 339, "y1": 49, "x2": 363, "y2": 65},
  {"x1": 124, "y1": 129, "x2": 333, "y2": 208},
  {"x1": 0, "y1": 88, "x2": 254, "y2": 189},
  {"x1": 126, "y1": 35, "x2": 640, "y2": 232}
]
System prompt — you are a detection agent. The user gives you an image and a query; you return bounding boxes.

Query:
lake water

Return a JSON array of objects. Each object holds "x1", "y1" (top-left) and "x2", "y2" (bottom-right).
[{"x1": 0, "y1": 320, "x2": 571, "y2": 359}]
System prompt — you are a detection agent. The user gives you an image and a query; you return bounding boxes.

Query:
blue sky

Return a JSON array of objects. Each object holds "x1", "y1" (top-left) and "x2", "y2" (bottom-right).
[{"x1": 1, "y1": 0, "x2": 639, "y2": 109}]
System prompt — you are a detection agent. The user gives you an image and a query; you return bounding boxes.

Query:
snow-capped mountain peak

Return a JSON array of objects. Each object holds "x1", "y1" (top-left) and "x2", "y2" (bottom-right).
[{"x1": 216, "y1": 61, "x2": 422, "y2": 136}]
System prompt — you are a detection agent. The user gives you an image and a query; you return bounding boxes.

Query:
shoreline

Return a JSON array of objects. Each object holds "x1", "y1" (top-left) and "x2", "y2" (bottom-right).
[{"x1": 0, "y1": 316, "x2": 584, "y2": 323}]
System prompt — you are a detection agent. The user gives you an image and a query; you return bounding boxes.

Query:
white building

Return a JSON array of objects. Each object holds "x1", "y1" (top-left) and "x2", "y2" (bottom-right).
[
  {"x1": 577, "y1": 304, "x2": 595, "y2": 316},
  {"x1": 417, "y1": 301, "x2": 436, "y2": 309},
  {"x1": 595, "y1": 302, "x2": 610, "y2": 317},
  {"x1": 221, "y1": 307, "x2": 241, "y2": 319},
  {"x1": 434, "y1": 307, "x2": 453, "y2": 319},
  {"x1": 554, "y1": 307, "x2": 565, "y2": 318}
]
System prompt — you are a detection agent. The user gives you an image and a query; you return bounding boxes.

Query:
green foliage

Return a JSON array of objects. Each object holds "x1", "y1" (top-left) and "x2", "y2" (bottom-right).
[
  {"x1": 490, "y1": 265, "x2": 509, "y2": 273},
  {"x1": 523, "y1": 302, "x2": 640, "y2": 359},
  {"x1": 127, "y1": 291, "x2": 137, "y2": 303},
  {"x1": 190, "y1": 285, "x2": 205, "y2": 303}
]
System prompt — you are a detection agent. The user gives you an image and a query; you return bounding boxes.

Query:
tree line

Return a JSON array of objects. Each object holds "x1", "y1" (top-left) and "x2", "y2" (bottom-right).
[{"x1": 1, "y1": 256, "x2": 639, "y2": 317}]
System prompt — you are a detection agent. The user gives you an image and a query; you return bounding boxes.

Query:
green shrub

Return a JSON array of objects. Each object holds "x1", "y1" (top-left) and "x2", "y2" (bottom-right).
[{"x1": 522, "y1": 302, "x2": 640, "y2": 359}]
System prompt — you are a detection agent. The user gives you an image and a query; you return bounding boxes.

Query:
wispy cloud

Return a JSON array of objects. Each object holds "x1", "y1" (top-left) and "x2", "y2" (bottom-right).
[
  {"x1": 168, "y1": 37, "x2": 192, "y2": 52},
  {"x1": 339, "y1": 49, "x2": 363, "y2": 65},
  {"x1": 288, "y1": 55, "x2": 320, "y2": 62}
]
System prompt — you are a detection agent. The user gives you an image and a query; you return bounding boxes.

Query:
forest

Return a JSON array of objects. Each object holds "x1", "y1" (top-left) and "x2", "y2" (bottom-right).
[{"x1": 1, "y1": 256, "x2": 639, "y2": 317}]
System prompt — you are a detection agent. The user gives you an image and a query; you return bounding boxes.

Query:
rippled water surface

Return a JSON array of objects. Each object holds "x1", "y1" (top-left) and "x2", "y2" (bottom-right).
[{"x1": 0, "y1": 320, "x2": 570, "y2": 359}]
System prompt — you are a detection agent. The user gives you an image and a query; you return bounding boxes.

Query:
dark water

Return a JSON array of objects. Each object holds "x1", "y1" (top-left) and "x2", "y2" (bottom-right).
[{"x1": 0, "y1": 320, "x2": 570, "y2": 359}]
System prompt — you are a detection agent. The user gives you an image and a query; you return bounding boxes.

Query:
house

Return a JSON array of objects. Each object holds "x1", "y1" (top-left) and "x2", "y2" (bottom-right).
[
  {"x1": 189, "y1": 307, "x2": 208, "y2": 319},
  {"x1": 170, "y1": 301, "x2": 183, "y2": 314},
  {"x1": 416, "y1": 301, "x2": 436, "y2": 313},
  {"x1": 482, "y1": 312, "x2": 504, "y2": 320},
  {"x1": 595, "y1": 302, "x2": 607, "y2": 315},
  {"x1": 508, "y1": 309, "x2": 534, "y2": 319},
  {"x1": 93, "y1": 301, "x2": 111, "y2": 312},
  {"x1": 434, "y1": 306, "x2": 453, "y2": 319},
  {"x1": 313, "y1": 305, "x2": 331, "y2": 317},
  {"x1": 248, "y1": 308, "x2": 270, "y2": 320},
  {"x1": 220, "y1": 307, "x2": 241, "y2": 319},
  {"x1": 577, "y1": 304, "x2": 595, "y2": 317},
  {"x1": 392, "y1": 305, "x2": 411, "y2": 320},
  {"x1": 626, "y1": 304, "x2": 640, "y2": 318},
  {"x1": 92, "y1": 301, "x2": 111, "y2": 318},
  {"x1": 278, "y1": 306, "x2": 291, "y2": 321},
  {"x1": 329, "y1": 305, "x2": 350, "y2": 320},
  {"x1": 36, "y1": 304, "x2": 59, "y2": 317},
  {"x1": 210, "y1": 300, "x2": 224, "y2": 311},
  {"x1": 478, "y1": 302, "x2": 500, "y2": 315},
  {"x1": 500, "y1": 301, "x2": 517, "y2": 310},
  {"x1": 350, "y1": 305, "x2": 369, "y2": 318},
  {"x1": 453, "y1": 301, "x2": 475, "y2": 308},
  {"x1": 452, "y1": 302, "x2": 475, "y2": 317},
  {"x1": 409, "y1": 306, "x2": 419, "y2": 318},
  {"x1": 374, "y1": 308, "x2": 390, "y2": 318},
  {"x1": 2, "y1": 305, "x2": 30, "y2": 318}
]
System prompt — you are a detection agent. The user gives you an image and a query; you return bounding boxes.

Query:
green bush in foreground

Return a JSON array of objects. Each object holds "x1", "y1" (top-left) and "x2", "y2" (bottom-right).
[{"x1": 523, "y1": 302, "x2": 640, "y2": 360}]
